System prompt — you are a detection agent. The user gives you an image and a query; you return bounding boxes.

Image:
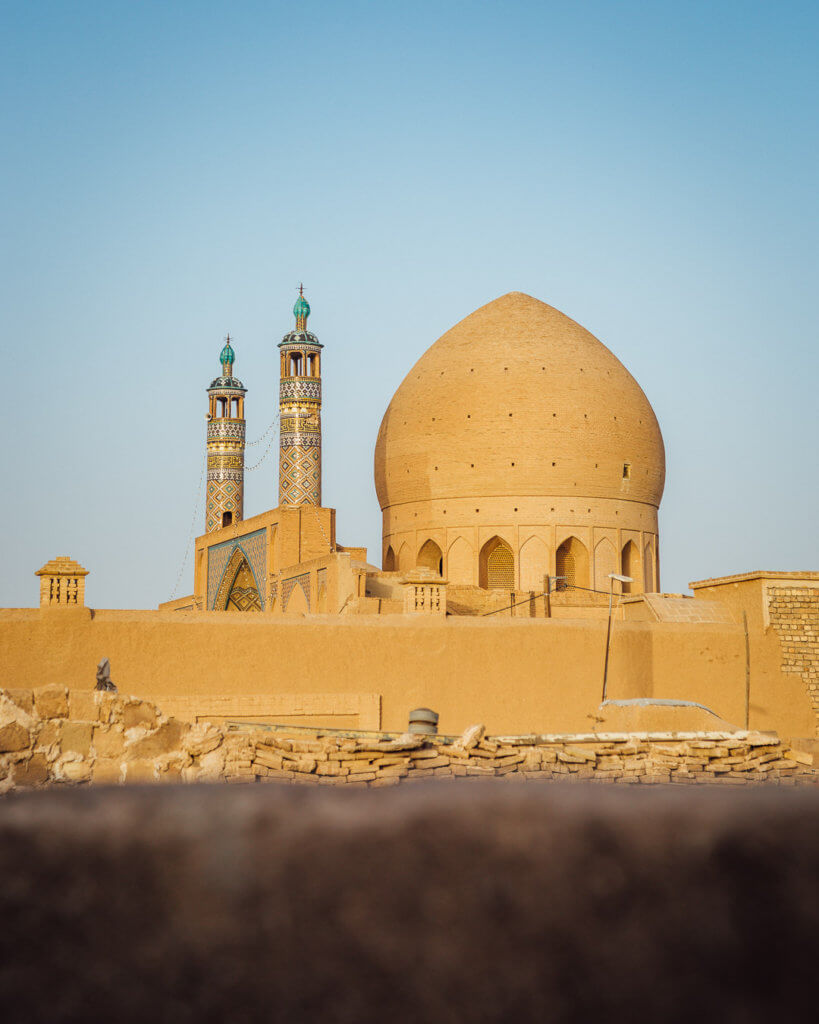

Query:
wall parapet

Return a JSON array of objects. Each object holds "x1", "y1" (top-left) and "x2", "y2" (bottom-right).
[{"x1": 1, "y1": 688, "x2": 816, "y2": 793}]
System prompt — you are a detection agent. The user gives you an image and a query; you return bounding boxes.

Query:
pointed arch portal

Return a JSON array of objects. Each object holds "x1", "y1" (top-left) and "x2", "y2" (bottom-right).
[{"x1": 214, "y1": 546, "x2": 263, "y2": 612}]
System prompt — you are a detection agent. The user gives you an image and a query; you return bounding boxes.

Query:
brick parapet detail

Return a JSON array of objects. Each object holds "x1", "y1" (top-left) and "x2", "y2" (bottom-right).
[{"x1": 766, "y1": 586, "x2": 819, "y2": 733}]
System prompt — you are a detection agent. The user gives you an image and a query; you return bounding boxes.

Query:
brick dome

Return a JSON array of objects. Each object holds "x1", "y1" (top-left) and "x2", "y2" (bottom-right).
[{"x1": 374, "y1": 292, "x2": 666, "y2": 594}]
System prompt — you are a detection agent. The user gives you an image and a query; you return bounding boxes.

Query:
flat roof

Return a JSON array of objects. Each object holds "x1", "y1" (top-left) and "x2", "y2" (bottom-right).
[{"x1": 690, "y1": 570, "x2": 819, "y2": 589}]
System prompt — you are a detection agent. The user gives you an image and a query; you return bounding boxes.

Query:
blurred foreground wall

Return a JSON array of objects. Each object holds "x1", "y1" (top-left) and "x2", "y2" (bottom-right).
[{"x1": 0, "y1": 783, "x2": 818, "y2": 1023}]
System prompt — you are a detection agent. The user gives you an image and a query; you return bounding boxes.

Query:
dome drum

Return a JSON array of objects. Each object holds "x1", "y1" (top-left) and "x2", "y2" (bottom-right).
[{"x1": 383, "y1": 525, "x2": 659, "y2": 595}]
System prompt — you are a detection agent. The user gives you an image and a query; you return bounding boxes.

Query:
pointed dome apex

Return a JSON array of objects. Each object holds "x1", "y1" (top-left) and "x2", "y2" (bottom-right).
[
  {"x1": 279, "y1": 285, "x2": 322, "y2": 348},
  {"x1": 445, "y1": 290, "x2": 587, "y2": 340},
  {"x1": 220, "y1": 334, "x2": 235, "y2": 370},
  {"x1": 208, "y1": 333, "x2": 245, "y2": 392},
  {"x1": 374, "y1": 290, "x2": 665, "y2": 512},
  {"x1": 293, "y1": 284, "x2": 311, "y2": 329}
]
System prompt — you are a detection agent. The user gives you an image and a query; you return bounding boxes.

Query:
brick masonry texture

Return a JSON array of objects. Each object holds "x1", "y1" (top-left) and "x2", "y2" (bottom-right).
[
  {"x1": 374, "y1": 292, "x2": 664, "y2": 588},
  {"x1": 767, "y1": 586, "x2": 819, "y2": 729},
  {"x1": 1, "y1": 687, "x2": 815, "y2": 792}
]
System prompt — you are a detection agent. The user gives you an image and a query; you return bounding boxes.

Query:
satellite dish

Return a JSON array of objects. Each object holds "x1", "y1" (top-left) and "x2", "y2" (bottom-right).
[{"x1": 205, "y1": 413, "x2": 213, "y2": 421}]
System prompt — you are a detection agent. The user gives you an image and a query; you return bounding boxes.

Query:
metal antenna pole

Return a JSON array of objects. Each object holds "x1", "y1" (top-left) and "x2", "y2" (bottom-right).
[
  {"x1": 600, "y1": 573, "x2": 632, "y2": 703},
  {"x1": 602, "y1": 575, "x2": 614, "y2": 703}
]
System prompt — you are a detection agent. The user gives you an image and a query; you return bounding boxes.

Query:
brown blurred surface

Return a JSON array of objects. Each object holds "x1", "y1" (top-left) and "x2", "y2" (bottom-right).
[{"x1": 1, "y1": 782, "x2": 818, "y2": 1023}]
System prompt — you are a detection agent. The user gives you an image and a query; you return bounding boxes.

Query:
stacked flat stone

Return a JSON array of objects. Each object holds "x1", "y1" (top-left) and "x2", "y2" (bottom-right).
[{"x1": 1, "y1": 688, "x2": 816, "y2": 792}]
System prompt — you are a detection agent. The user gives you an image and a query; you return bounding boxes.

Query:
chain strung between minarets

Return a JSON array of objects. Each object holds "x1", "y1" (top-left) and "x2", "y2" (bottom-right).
[
  {"x1": 278, "y1": 286, "x2": 323, "y2": 506},
  {"x1": 205, "y1": 335, "x2": 247, "y2": 532}
]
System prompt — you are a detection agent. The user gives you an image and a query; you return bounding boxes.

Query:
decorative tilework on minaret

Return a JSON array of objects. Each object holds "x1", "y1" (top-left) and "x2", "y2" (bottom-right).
[
  {"x1": 205, "y1": 336, "x2": 247, "y2": 532},
  {"x1": 278, "y1": 286, "x2": 322, "y2": 506}
]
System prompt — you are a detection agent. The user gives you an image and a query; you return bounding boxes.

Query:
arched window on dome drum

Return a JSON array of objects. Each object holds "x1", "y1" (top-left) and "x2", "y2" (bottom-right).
[
  {"x1": 480, "y1": 537, "x2": 515, "y2": 590},
  {"x1": 621, "y1": 540, "x2": 641, "y2": 594},
  {"x1": 289, "y1": 352, "x2": 303, "y2": 377},
  {"x1": 417, "y1": 539, "x2": 443, "y2": 575},
  {"x1": 384, "y1": 546, "x2": 396, "y2": 572},
  {"x1": 555, "y1": 537, "x2": 589, "y2": 592},
  {"x1": 307, "y1": 353, "x2": 319, "y2": 377}
]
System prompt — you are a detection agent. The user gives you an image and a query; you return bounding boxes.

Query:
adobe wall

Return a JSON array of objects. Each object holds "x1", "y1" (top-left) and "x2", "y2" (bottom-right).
[
  {"x1": 0, "y1": 607, "x2": 787, "y2": 736},
  {"x1": 691, "y1": 574, "x2": 819, "y2": 738},
  {"x1": 1, "y1": 687, "x2": 815, "y2": 793}
]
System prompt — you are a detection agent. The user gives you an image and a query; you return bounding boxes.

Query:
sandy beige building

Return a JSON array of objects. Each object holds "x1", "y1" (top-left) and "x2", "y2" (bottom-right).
[{"x1": 1, "y1": 289, "x2": 816, "y2": 747}]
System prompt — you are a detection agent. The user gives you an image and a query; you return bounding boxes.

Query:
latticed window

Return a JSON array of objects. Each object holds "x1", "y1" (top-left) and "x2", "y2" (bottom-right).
[
  {"x1": 486, "y1": 542, "x2": 514, "y2": 590},
  {"x1": 556, "y1": 546, "x2": 575, "y2": 590},
  {"x1": 556, "y1": 537, "x2": 588, "y2": 591}
]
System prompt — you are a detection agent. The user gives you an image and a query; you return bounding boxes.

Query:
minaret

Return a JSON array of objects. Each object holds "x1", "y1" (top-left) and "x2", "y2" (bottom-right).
[
  {"x1": 278, "y1": 286, "x2": 323, "y2": 506},
  {"x1": 205, "y1": 336, "x2": 247, "y2": 532}
]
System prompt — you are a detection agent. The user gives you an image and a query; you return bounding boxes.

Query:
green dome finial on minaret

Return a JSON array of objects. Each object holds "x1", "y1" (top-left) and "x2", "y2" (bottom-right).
[
  {"x1": 293, "y1": 283, "x2": 310, "y2": 331},
  {"x1": 220, "y1": 333, "x2": 235, "y2": 375}
]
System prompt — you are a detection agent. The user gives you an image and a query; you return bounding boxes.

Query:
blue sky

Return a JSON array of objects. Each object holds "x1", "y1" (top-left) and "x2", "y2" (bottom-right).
[{"x1": 1, "y1": 0, "x2": 817, "y2": 607}]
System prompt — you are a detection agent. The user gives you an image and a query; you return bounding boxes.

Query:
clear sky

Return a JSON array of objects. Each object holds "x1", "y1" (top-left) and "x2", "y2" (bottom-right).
[{"x1": 1, "y1": 0, "x2": 817, "y2": 608}]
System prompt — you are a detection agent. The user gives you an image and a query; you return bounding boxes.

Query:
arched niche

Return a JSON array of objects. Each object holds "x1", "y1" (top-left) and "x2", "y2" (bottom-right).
[
  {"x1": 383, "y1": 545, "x2": 396, "y2": 572},
  {"x1": 644, "y1": 538, "x2": 655, "y2": 592},
  {"x1": 479, "y1": 536, "x2": 515, "y2": 590},
  {"x1": 285, "y1": 580, "x2": 310, "y2": 615},
  {"x1": 417, "y1": 539, "x2": 443, "y2": 575},
  {"x1": 556, "y1": 537, "x2": 589, "y2": 592},
  {"x1": 519, "y1": 536, "x2": 548, "y2": 592},
  {"x1": 621, "y1": 540, "x2": 641, "y2": 594},
  {"x1": 593, "y1": 538, "x2": 617, "y2": 592},
  {"x1": 397, "y1": 542, "x2": 412, "y2": 572},
  {"x1": 447, "y1": 536, "x2": 474, "y2": 585}
]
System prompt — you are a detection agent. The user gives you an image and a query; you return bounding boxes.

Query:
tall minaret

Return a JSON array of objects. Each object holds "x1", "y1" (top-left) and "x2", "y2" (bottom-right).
[
  {"x1": 205, "y1": 336, "x2": 247, "y2": 532},
  {"x1": 278, "y1": 286, "x2": 323, "y2": 506}
]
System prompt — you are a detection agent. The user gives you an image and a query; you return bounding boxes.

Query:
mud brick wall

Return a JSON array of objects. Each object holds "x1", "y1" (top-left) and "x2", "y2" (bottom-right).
[{"x1": 1, "y1": 687, "x2": 816, "y2": 792}]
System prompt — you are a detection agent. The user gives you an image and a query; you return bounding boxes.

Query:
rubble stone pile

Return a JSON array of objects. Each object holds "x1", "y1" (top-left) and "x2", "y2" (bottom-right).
[{"x1": 0, "y1": 686, "x2": 815, "y2": 793}]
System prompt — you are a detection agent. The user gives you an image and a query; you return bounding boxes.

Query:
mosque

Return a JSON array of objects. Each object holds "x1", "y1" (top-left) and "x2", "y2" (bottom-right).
[
  {"x1": 169, "y1": 289, "x2": 664, "y2": 618},
  {"x1": 5, "y1": 289, "x2": 817, "y2": 741}
]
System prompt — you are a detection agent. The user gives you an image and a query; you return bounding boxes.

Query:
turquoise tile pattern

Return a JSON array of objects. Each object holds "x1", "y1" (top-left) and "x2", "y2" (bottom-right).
[{"x1": 207, "y1": 528, "x2": 267, "y2": 610}]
